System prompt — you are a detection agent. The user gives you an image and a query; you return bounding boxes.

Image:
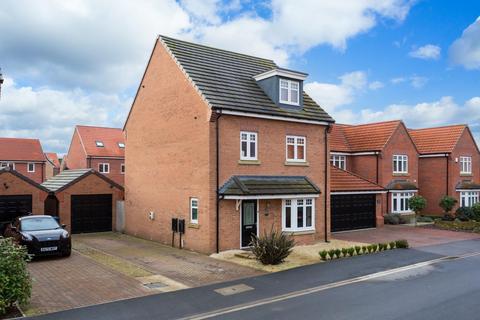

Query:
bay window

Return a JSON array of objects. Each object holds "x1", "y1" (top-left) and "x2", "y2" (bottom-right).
[
  {"x1": 460, "y1": 191, "x2": 479, "y2": 207},
  {"x1": 283, "y1": 198, "x2": 314, "y2": 232},
  {"x1": 391, "y1": 192, "x2": 415, "y2": 213}
]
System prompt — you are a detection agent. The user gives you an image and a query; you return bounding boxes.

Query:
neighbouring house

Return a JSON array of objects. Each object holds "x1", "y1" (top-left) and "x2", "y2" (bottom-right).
[
  {"x1": 0, "y1": 167, "x2": 49, "y2": 233},
  {"x1": 329, "y1": 120, "x2": 420, "y2": 224},
  {"x1": 409, "y1": 124, "x2": 480, "y2": 215},
  {"x1": 123, "y1": 35, "x2": 334, "y2": 253},
  {"x1": 330, "y1": 166, "x2": 386, "y2": 232},
  {"x1": 45, "y1": 152, "x2": 60, "y2": 179},
  {"x1": 0, "y1": 137, "x2": 46, "y2": 183},
  {"x1": 64, "y1": 125, "x2": 125, "y2": 185},
  {"x1": 41, "y1": 169, "x2": 124, "y2": 233}
]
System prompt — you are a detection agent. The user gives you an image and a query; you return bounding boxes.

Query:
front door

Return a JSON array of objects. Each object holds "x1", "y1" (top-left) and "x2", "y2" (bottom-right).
[{"x1": 241, "y1": 200, "x2": 257, "y2": 248}]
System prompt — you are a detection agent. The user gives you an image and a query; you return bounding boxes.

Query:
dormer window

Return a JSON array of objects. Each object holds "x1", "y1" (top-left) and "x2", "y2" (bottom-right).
[
  {"x1": 96, "y1": 141, "x2": 104, "y2": 147},
  {"x1": 118, "y1": 142, "x2": 125, "y2": 148},
  {"x1": 279, "y1": 79, "x2": 299, "y2": 106}
]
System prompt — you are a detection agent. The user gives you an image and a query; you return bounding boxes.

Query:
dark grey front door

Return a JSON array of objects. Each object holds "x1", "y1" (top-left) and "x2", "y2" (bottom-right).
[{"x1": 241, "y1": 200, "x2": 257, "y2": 247}]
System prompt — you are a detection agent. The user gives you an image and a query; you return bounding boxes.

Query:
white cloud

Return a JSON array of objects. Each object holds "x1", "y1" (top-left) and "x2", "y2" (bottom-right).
[
  {"x1": 369, "y1": 81, "x2": 384, "y2": 90},
  {"x1": 449, "y1": 17, "x2": 480, "y2": 70},
  {"x1": 409, "y1": 44, "x2": 441, "y2": 60},
  {"x1": 390, "y1": 75, "x2": 428, "y2": 88},
  {"x1": 0, "y1": 78, "x2": 130, "y2": 154}
]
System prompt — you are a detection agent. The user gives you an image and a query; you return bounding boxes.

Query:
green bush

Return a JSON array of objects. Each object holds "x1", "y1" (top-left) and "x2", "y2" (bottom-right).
[
  {"x1": 362, "y1": 246, "x2": 368, "y2": 254},
  {"x1": 347, "y1": 247, "x2": 355, "y2": 257},
  {"x1": 456, "y1": 207, "x2": 474, "y2": 221},
  {"x1": 389, "y1": 241, "x2": 396, "y2": 249},
  {"x1": 366, "y1": 245, "x2": 373, "y2": 253},
  {"x1": 471, "y1": 203, "x2": 480, "y2": 221},
  {"x1": 379, "y1": 243, "x2": 388, "y2": 251},
  {"x1": 319, "y1": 250, "x2": 328, "y2": 260},
  {"x1": 0, "y1": 237, "x2": 31, "y2": 315},
  {"x1": 416, "y1": 215, "x2": 434, "y2": 223},
  {"x1": 341, "y1": 248, "x2": 348, "y2": 257},
  {"x1": 384, "y1": 213, "x2": 400, "y2": 225},
  {"x1": 250, "y1": 229, "x2": 295, "y2": 265},
  {"x1": 371, "y1": 244, "x2": 378, "y2": 252},
  {"x1": 439, "y1": 196, "x2": 457, "y2": 215},
  {"x1": 334, "y1": 249, "x2": 342, "y2": 259},
  {"x1": 354, "y1": 246, "x2": 362, "y2": 255},
  {"x1": 395, "y1": 239, "x2": 409, "y2": 249}
]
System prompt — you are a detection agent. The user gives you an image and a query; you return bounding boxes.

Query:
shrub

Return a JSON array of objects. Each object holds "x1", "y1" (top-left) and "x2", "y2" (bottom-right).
[
  {"x1": 398, "y1": 215, "x2": 410, "y2": 224},
  {"x1": 439, "y1": 196, "x2": 457, "y2": 215},
  {"x1": 354, "y1": 246, "x2": 362, "y2": 255},
  {"x1": 347, "y1": 247, "x2": 355, "y2": 257},
  {"x1": 416, "y1": 215, "x2": 434, "y2": 223},
  {"x1": 380, "y1": 243, "x2": 388, "y2": 251},
  {"x1": 456, "y1": 207, "x2": 474, "y2": 221},
  {"x1": 395, "y1": 239, "x2": 409, "y2": 249},
  {"x1": 409, "y1": 195, "x2": 427, "y2": 222},
  {"x1": 366, "y1": 245, "x2": 373, "y2": 253},
  {"x1": 341, "y1": 248, "x2": 348, "y2": 257},
  {"x1": 442, "y1": 214, "x2": 455, "y2": 221},
  {"x1": 0, "y1": 237, "x2": 31, "y2": 315},
  {"x1": 250, "y1": 229, "x2": 295, "y2": 265},
  {"x1": 384, "y1": 213, "x2": 400, "y2": 225},
  {"x1": 371, "y1": 244, "x2": 378, "y2": 252},
  {"x1": 328, "y1": 249, "x2": 336, "y2": 259},
  {"x1": 362, "y1": 246, "x2": 368, "y2": 254},
  {"x1": 389, "y1": 241, "x2": 396, "y2": 249},
  {"x1": 334, "y1": 249, "x2": 342, "y2": 259},
  {"x1": 472, "y1": 203, "x2": 480, "y2": 221},
  {"x1": 319, "y1": 250, "x2": 328, "y2": 260}
]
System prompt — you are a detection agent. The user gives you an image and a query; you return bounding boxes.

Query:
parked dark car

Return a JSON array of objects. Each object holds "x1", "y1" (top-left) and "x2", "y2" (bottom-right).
[{"x1": 4, "y1": 215, "x2": 71, "y2": 257}]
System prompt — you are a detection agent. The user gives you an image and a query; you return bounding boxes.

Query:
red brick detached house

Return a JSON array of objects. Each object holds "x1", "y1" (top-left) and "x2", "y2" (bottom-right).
[
  {"x1": 330, "y1": 120, "x2": 420, "y2": 221},
  {"x1": 44, "y1": 152, "x2": 60, "y2": 179},
  {"x1": 409, "y1": 125, "x2": 480, "y2": 215},
  {"x1": 64, "y1": 125, "x2": 125, "y2": 186},
  {"x1": 123, "y1": 36, "x2": 334, "y2": 253},
  {"x1": 0, "y1": 137, "x2": 46, "y2": 183}
]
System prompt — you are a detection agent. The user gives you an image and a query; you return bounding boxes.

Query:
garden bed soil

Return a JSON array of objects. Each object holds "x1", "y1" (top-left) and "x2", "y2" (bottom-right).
[
  {"x1": 423, "y1": 220, "x2": 480, "y2": 233},
  {"x1": 0, "y1": 306, "x2": 23, "y2": 319}
]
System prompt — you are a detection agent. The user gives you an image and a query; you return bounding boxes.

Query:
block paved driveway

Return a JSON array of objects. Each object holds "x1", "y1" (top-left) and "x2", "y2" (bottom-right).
[
  {"x1": 333, "y1": 225, "x2": 480, "y2": 247},
  {"x1": 26, "y1": 232, "x2": 262, "y2": 316}
]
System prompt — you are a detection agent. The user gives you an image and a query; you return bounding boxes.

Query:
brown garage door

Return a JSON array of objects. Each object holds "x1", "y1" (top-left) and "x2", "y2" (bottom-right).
[{"x1": 71, "y1": 194, "x2": 112, "y2": 234}]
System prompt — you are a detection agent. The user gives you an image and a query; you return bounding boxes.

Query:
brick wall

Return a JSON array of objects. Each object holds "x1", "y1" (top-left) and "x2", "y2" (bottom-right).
[
  {"x1": 65, "y1": 129, "x2": 87, "y2": 170},
  {"x1": 10, "y1": 162, "x2": 45, "y2": 183},
  {"x1": 0, "y1": 171, "x2": 48, "y2": 214},
  {"x1": 89, "y1": 158, "x2": 125, "y2": 186}
]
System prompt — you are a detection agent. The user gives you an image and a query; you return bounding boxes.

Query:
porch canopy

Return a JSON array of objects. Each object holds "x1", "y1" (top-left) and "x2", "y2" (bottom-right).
[
  {"x1": 386, "y1": 180, "x2": 418, "y2": 192},
  {"x1": 456, "y1": 180, "x2": 480, "y2": 191},
  {"x1": 219, "y1": 175, "x2": 320, "y2": 200}
]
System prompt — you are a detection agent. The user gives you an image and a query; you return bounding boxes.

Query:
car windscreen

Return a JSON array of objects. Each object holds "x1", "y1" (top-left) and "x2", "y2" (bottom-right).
[{"x1": 21, "y1": 217, "x2": 60, "y2": 231}]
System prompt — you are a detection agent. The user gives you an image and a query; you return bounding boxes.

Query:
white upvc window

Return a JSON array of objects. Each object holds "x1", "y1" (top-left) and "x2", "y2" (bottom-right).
[
  {"x1": 120, "y1": 163, "x2": 125, "y2": 174},
  {"x1": 460, "y1": 156, "x2": 472, "y2": 174},
  {"x1": 98, "y1": 163, "x2": 110, "y2": 173},
  {"x1": 282, "y1": 198, "x2": 314, "y2": 232},
  {"x1": 240, "y1": 131, "x2": 257, "y2": 160},
  {"x1": 190, "y1": 198, "x2": 199, "y2": 224},
  {"x1": 460, "y1": 191, "x2": 479, "y2": 207},
  {"x1": 279, "y1": 79, "x2": 300, "y2": 105},
  {"x1": 330, "y1": 155, "x2": 346, "y2": 170},
  {"x1": 286, "y1": 136, "x2": 306, "y2": 162},
  {"x1": 391, "y1": 192, "x2": 415, "y2": 213},
  {"x1": 27, "y1": 163, "x2": 35, "y2": 173},
  {"x1": 393, "y1": 155, "x2": 408, "y2": 174},
  {"x1": 0, "y1": 162, "x2": 15, "y2": 170}
]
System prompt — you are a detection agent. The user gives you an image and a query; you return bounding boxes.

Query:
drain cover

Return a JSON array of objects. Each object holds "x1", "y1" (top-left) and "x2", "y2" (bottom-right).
[
  {"x1": 214, "y1": 284, "x2": 254, "y2": 296},
  {"x1": 143, "y1": 282, "x2": 167, "y2": 289}
]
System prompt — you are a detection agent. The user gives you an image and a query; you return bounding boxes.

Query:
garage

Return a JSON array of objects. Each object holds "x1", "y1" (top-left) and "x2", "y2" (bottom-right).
[
  {"x1": 71, "y1": 194, "x2": 112, "y2": 233},
  {"x1": 330, "y1": 166, "x2": 386, "y2": 232},
  {"x1": 331, "y1": 194, "x2": 376, "y2": 232},
  {"x1": 42, "y1": 169, "x2": 124, "y2": 234},
  {"x1": 0, "y1": 195, "x2": 32, "y2": 223}
]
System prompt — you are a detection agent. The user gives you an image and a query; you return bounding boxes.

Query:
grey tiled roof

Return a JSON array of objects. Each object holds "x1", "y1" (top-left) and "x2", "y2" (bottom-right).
[
  {"x1": 386, "y1": 180, "x2": 418, "y2": 190},
  {"x1": 456, "y1": 181, "x2": 480, "y2": 190},
  {"x1": 219, "y1": 176, "x2": 320, "y2": 196},
  {"x1": 160, "y1": 36, "x2": 334, "y2": 123},
  {"x1": 41, "y1": 169, "x2": 92, "y2": 192}
]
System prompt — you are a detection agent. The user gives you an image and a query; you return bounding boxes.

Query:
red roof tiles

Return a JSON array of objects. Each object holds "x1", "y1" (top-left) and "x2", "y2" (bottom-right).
[
  {"x1": 0, "y1": 137, "x2": 45, "y2": 162},
  {"x1": 408, "y1": 125, "x2": 467, "y2": 154},
  {"x1": 330, "y1": 120, "x2": 402, "y2": 152},
  {"x1": 76, "y1": 126, "x2": 125, "y2": 158},
  {"x1": 330, "y1": 166, "x2": 385, "y2": 192},
  {"x1": 45, "y1": 152, "x2": 60, "y2": 167}
]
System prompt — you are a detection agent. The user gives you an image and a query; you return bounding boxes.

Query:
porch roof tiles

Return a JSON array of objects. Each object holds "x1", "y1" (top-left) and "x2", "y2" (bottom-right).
[{"x1": 219, "y1": 176, "x2": 320, "y2": 197}]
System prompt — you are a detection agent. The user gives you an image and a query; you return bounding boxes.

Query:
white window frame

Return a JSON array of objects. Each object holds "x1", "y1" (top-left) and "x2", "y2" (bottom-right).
[
  {"x1": 190, "y1": 198, "x2": 199, "y2": 224},
  {"x1": 0, "y1": 162, "x2": 15, "y2": 170},
  {"x1": 460, "y1": 191, "x2": 479, "y2": 207},
  {"x1": 279, "y1": 79, "x2": 300, "y2": 106},
  {"x1": 27, "y1": 162, "x2": 35, "y2": 173},
  {"x1": 98, "y1": 163, "x2": 110, "y2": 173},
  {"x1": 393, "y1": 155, "x2": 408, "y2": 174},
  {"x1": 282, "y1": 198, "x2": 315, "y2": 232},
  {"x1": 120, "y1": 163, "x2": 125, "y2": 174},
  {"x1": 330, "y1": 155, "x2": 346, "y2": 170},
  {"x1": 391, "y1": 192, "x2": 415, "y2": 214},
  {"x1": 460, "y1": 156, "x2": 472, "y2": 174},
  {"x1": 240, "y1": 131, "x2": 258, "y2": 161},
  {"x1": 286, "y1": 135, "x2": 306, "y2": 162}
]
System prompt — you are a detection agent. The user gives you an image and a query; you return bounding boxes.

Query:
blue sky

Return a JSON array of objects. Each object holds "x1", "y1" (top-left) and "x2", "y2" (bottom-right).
[{"x1": 0, "y1": 0, "x2": 479, "y2": 154}]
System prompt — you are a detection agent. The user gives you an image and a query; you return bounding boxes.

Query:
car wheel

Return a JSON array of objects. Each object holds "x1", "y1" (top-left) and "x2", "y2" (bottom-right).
[{"x1": 62, "y1": 249, "x2": 71, "y2": 257}]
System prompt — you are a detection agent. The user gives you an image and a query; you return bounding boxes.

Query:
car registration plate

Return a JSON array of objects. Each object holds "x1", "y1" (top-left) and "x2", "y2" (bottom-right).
[{"x1": 41, "y1": 246, "x2": 58, "y2": 252}]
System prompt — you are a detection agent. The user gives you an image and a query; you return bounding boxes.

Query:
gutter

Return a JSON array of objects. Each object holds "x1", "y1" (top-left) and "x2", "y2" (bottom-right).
[{"x1": 216, "y1": 110, "x2": 223, "y2": 253}]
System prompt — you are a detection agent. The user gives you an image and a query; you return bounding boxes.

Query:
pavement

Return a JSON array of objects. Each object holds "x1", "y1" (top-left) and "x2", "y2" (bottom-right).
[
  {"x1": 333, "y1": 224, "x2": 480, "y2": 247},
  {"x1": 27, "y1": 237, "x2": 480, "y2": 320}
]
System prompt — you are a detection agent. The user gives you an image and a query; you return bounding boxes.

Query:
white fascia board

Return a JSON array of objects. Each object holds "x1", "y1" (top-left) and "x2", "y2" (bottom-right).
[
  {"x1": 456, "y1": 189, "x2": 480, "y2": 192},
  {"x1": 331, "y1": 191, "x2": 387, "y2": 195},
  {"x1": 388, "y1": 189, "x2": 418, "y2": 193},
  {"x1": 222, "y1": 194, "x2": 320, "y2": 200},
  {"x1": 253, "y1": 69, "x2": 308, "y2": 81},
  {"x1": 330, "y1": 151, "x2": 378, "y2": 156},
  {"x1": 219, "y1": 110, "x2": 330, "y2": 126},
  {"x1": 419, "y1": 153, "x2": 449, "y2": 158}
]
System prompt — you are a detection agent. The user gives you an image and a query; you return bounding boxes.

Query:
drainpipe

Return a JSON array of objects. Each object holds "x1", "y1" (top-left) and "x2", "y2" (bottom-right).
[
  {"x1": 216, "y1": 110, "x2": 223, "y2": 253},
  {"x1": 446, "y1": 154, "x2": 449, "y2": 196},
  {"x1": 376, "y1": 152, "x2": 380, "y2": 184},
  {"x1": 324, "y1": 125, "x2": 330, "y2": 242}
]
